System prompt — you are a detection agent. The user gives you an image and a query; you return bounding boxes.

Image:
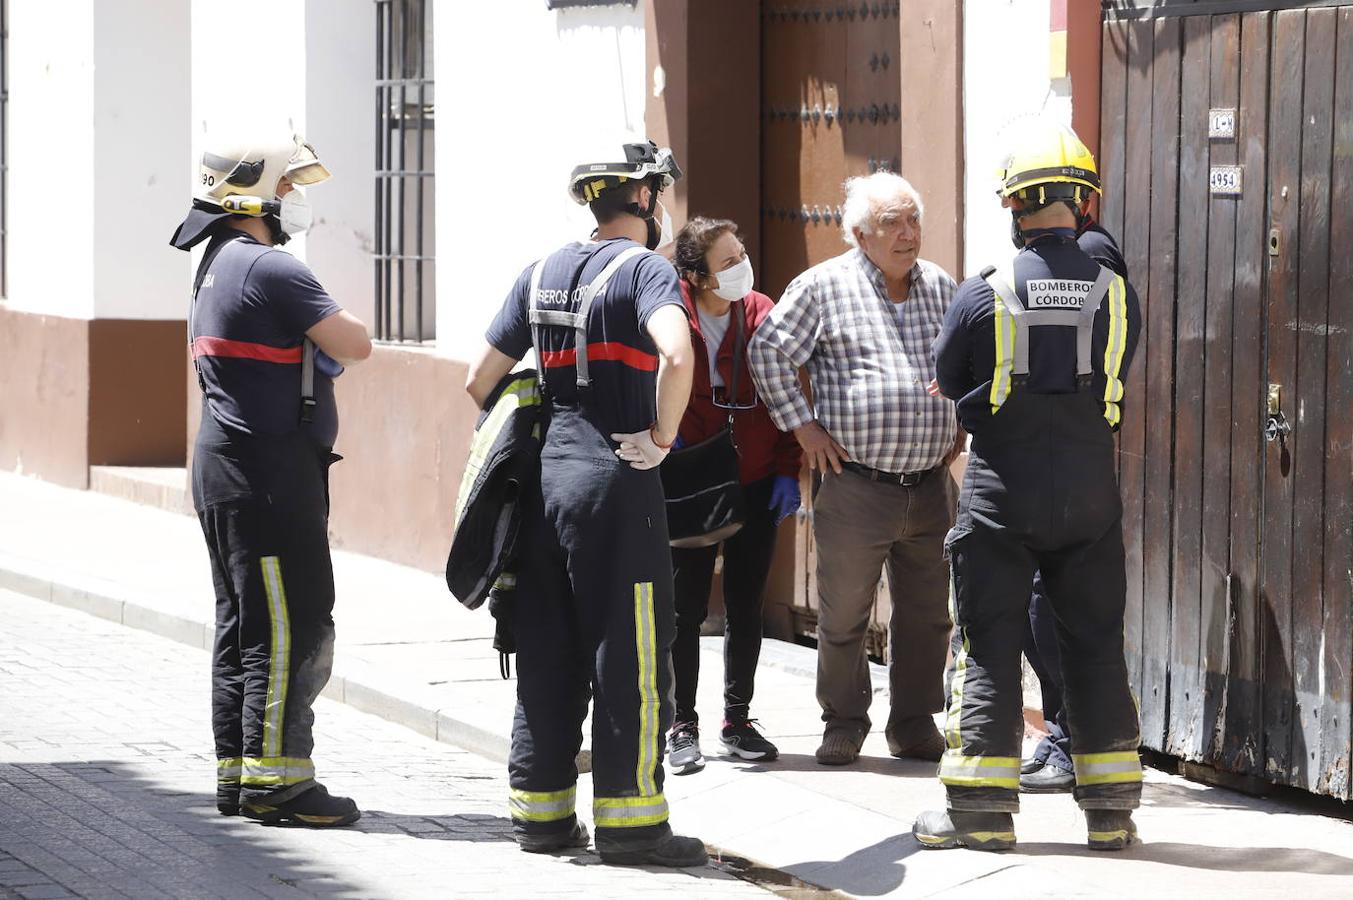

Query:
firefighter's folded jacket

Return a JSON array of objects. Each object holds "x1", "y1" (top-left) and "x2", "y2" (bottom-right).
[{"x1": 445, "y1": 369, "x2": 544, "y2": 611}]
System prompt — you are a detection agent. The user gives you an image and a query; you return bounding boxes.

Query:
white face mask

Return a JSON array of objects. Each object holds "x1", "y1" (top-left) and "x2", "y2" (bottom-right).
[
  {"x1": 712, "y1": 256, "x2": 754, "y2": 302},
  {"x1": 658, "y1": 202, "x2": 674, "y2": 249},
  {"x1": 278, "y1": 189, "x2": 313, "y2": 236}
]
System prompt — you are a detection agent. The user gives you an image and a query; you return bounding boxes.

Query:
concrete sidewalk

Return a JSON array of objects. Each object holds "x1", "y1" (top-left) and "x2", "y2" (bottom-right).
[{"x1": 2, "y1": 470, "x2": 1351, "y2": 898}]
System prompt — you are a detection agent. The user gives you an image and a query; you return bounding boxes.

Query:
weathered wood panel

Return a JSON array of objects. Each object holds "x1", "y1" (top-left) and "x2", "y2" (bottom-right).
[
  {"x1": 1199, "y1": 12, "x2": 1240, "y2": 766},
  {"x1": 1259, "y1": 7, "x2": 1306, "y2": 784},
  {"x1": 1119, "y1": 18, "x2": 1156, "y2": 701},
  {"x1": 1221, "y1": 10, "x2": 1270, "y2": 779},
  {"x1": 1318, "y1": 7, "x2": 1353, "y2": 802},
  {"x1": 1141, "y1": 15, "x2": 1183, "y2": 747},
  {"x1": 1166, "y1": 13, "x2": 1212, "y2": 759},
  {"x1": 1290, "y1": 6, "x2": 1336, "y2": 792}
]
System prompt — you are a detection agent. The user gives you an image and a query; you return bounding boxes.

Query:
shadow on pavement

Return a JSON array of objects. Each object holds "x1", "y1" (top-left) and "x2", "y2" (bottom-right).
[
  {"x1": 730, "y1": 751, "x2": 936, "y2": 777},
  {"x1": 0, "y1": 761, "x2": 377, "y2": 898},
  {"x1": 363, "y1": 809, "x2": 766, "y2": 884},
  {"x1": 779, "y1": 833, "x2": 921, "y2": 897},
  {"x1": 355, "y1": 810, "x2": 517, "y2": 842}
]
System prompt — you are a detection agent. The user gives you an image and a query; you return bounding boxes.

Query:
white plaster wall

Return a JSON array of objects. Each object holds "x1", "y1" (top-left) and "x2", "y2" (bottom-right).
[
  {"x1": 305, "y1": 0, "x2": 376, "y2": 332},
  {"x1": 434, "y1": 0, "x2": 647, "y2": 362},
  {"x1": 189, "y1": 0, "x2": 308, "y2": 268},
  {"x1": 5, "y1": 0, "x2": 96, "y2": 318},
  {"x1": 962, "y1": 0, "x2": 1073, "y2": 278},
  {"x1": 91, "y1": 0, "x2": 191, "y2": 320}
]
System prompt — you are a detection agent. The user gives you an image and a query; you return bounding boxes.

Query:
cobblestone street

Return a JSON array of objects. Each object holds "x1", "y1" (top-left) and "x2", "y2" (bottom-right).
[{"x1": 0, "y1": 590, "x2": 769, "y2": 899}]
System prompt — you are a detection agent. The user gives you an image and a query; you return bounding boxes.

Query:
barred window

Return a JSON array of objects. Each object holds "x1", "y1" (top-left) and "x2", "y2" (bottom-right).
[{"x1": 374, "y1": 0, "x2": 434, "y2": 342}]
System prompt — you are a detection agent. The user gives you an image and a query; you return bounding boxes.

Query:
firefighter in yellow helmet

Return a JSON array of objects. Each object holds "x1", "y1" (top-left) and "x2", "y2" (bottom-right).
[{"x1": 916, "y1": 121, "x2": 1145, "y2": 851}]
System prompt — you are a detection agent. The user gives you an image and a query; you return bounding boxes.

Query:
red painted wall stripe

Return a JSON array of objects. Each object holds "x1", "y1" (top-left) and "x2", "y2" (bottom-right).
[
  {"x1": 540, "y1": 341, "x2": 658, "y2": 372},
  {"x1": 192, "y1": 336, "x2": 303, "y2": 364},
  {"x1": 1050, "y1": 0, "x2": 1067, "y2": 31}
]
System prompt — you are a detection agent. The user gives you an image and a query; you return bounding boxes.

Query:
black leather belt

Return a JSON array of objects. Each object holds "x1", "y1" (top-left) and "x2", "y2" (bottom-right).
[{"x1": 841, "y1": 461, "x2": 939, "y2": 487}]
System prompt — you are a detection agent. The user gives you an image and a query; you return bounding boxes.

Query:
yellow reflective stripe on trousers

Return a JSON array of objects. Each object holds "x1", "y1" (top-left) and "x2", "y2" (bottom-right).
[
  {"x1": 1073, "y1": 750, "x2": 1143, "y2": 786},
  {"x1": 217, "y1": 756, "x2": 243, "y2": 782},
  {"x1": 1100, "y1": 275, "x2": 1128, "y2": 427},
  {"x1": 938, "y1": 752, "x2": 1021, "y2": 789},
  {"x1": 509, "y1": 786, "x2": 576, "y2": 823},
  {"x1": 260, "y1": 556, "x2": 292, "y2": 761},
  {"x1": 989, "y1": 285, "x2": 1014, "y2": 414},
  {"x1": 944, "y1": 624, "x2": 970, "y2": 752},
  {"x1": 633, "y1": 582, "x2": 659, "y2": 797},
  {"x1": 241, "y1": 756, "x2": 315, "y2": 786},
  {"x1": 594, "y1": 794, "x2": 669, "y2": 828}
]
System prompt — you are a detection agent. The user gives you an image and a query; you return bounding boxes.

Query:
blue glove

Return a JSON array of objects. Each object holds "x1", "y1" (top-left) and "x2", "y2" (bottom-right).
[
  {"x1": 768, "y1": 475, "x2": 801, "y2": 525},
  {"x1": 315, "y1": 348, "x2": 345, "y2": 378},
  {"x1": 672, "y1": 434, "x2": 686, "y2": 450}
]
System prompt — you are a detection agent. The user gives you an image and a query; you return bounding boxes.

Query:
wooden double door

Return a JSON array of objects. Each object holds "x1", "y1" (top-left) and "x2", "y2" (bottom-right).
[
  {"x1": 1100, "y1": 5, "x2": 1353, "y2": 798},
  {"x1": 759, "y1": 2, "x2": 904, "y2": 657}
]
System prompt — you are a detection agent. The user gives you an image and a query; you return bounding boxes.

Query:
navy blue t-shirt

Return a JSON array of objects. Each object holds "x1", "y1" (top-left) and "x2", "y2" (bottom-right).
[
  {"x1": 1078, "y1": 222, "x2": 1129, "y2": 279},
  {"x1": 933, "y1": 231, "x2": 1142, "y2": 434},
  {"x1": 486, "y1": 239, "x2": 684, "y2": 438},
  {"x1": 191, "y1": 233, "x2": 343, "y2": 447}
]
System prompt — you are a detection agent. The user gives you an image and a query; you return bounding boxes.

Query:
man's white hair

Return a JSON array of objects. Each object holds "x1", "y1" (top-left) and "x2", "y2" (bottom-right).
[{"x1": 840, "y1": 172, "x2": 925, "y2": 248}]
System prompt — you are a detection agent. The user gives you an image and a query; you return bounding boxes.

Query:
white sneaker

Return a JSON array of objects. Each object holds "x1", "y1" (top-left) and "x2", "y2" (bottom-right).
[{"x1": 667, "y1": 725, "x2": 705, "y2": 775}]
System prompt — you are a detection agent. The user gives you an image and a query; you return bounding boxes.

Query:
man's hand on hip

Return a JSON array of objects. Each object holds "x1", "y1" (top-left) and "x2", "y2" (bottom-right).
[
  {"x1": 793, "y1": 421, "x2": 849, "y2": 475},
  {"x1": 611, "y1": 429, "x2": 670, "y2": 471}
]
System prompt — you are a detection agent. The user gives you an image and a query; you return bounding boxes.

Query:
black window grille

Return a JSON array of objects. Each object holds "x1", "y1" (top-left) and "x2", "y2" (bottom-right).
[{"x1": 375, "y1": 0, "x2": 434, "y2": 342}]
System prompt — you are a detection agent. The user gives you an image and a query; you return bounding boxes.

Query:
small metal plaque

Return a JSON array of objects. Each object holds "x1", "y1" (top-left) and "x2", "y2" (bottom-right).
[
  {"x1": 1210, "y1": 165, "x2": 1243, "y2": 196},
  {"x1": 1209, "y1": 108, "x2": 1237, "y2": 139}
]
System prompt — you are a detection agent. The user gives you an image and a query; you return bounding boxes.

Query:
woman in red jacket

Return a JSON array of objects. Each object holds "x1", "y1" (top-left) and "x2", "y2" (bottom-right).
[{"x1": 666, "y1": 217, "x2": 803, "y2": 774}]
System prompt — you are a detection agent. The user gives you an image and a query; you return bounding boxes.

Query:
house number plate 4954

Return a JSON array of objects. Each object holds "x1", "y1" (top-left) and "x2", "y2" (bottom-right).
[{"x1": 1210, "y1": 165, "x2": 1243, "y2": 196}]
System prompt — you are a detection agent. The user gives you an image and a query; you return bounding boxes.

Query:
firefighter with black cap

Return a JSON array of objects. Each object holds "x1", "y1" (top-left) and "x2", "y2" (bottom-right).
[
  {"x1": 171, "y1": 129, "x2": 371, "y2": 826},
  {"x1": 465, "y1": 140, "x2": 707, "y2": 867},
  {"x1": 916, "y1": 121, "x2": 1145, "y2": 851}
]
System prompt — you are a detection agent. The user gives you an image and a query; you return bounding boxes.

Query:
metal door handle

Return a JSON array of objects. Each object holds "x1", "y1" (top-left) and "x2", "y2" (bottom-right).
[
  {"x1": 1266, "y1": 383, "x2": 1291, "y2": 443},
  {"x1": 1265, "y1": 412, "x2": 1291, "y2": 443}
]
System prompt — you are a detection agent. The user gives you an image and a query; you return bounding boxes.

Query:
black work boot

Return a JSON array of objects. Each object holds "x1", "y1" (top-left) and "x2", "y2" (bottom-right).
[
  {"x1": 216, "y1": 783, "x2": 240, "y2": 816},
  {"x1": 242, "y1": 783, "x2": 361, "y2": 828},
  {"x1": 598, "y1": 833, "x2": 709, "y2": 868},
  {"x1": 1086, "y1": 809, "x2": 1138, "y2": 850},
  {"x1": 912, "y1": 809, "x2": 1016, "y2": 851},
  {"x1": 518, "y1": 821, "x2": 590, "y2": 854},
  {"x1": 1020, "y1": 762, "x2": 1075, "y2": 793}
]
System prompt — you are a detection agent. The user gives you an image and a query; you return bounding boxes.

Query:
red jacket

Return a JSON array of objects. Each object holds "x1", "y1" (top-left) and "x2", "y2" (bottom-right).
[{"x1": 677, "y1": 281, "x2": 803, "y2": 485}]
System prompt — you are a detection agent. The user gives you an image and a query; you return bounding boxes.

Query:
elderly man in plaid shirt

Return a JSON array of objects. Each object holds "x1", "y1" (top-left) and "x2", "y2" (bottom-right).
[{"x1": 749, "y1": 171, "x2": 964, "y2": 766}]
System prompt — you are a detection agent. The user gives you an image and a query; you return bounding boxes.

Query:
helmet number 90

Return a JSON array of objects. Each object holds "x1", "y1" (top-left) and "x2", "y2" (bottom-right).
[{"x1": 202, "y1": 174, "x2": 216, "y2": 187}]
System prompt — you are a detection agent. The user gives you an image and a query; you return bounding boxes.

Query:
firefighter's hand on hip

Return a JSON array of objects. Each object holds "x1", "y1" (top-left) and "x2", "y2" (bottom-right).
[{"x1": 611, "y1": 428, "x2": 671, "y2": 470}]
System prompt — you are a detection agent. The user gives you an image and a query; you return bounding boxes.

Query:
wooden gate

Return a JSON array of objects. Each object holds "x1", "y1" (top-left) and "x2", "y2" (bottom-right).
[
  {"x1": 1099, "y1": 2, "x2": 1353, "y2": 797},
  {"x1": 759, "y1": 2, "x2": 903, "y2": 657}
]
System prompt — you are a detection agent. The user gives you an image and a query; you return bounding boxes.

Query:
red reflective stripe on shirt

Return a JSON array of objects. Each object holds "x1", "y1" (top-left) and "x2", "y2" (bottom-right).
[
  {"x1": 540, "y1": 342, "x2": 658, "y2": 372},
  {"x1": 192, "y1": 336, "x2": 303, "y2": 364}
]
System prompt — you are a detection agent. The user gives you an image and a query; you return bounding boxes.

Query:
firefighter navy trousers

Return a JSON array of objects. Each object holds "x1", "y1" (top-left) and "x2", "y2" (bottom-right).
[
  {"x1": 940, "y1": 387, "x2": 1143, "y2": 813},
  {"x1": 508, "y1": 407, "x2": 677, "y2": 850},
  {"x1": 193, "y1": 408, "x2": 339, "y2": 804}
]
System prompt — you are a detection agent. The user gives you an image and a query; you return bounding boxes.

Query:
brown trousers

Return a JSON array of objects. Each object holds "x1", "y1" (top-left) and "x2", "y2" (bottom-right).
[{"x1": 812, "y1": 466, "x2": 955, "y2": 747}]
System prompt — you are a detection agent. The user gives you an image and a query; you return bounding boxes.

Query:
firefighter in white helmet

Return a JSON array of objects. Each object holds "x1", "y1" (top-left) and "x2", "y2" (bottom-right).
[
  {"x1": 171, "y1": 131, "x2": 371, "y2": 826},
  {"x1": 465, "y1": 141, "x2": 708, "y2": 866}
]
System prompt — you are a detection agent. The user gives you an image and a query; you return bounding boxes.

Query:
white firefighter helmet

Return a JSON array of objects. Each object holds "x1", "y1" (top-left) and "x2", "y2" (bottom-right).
[
  {"x1": 197, "y1": 133, "x2": 330, "y2": 208},
  {"x1": 567, "y1": 140, "x2": 681, "y2": 206}
]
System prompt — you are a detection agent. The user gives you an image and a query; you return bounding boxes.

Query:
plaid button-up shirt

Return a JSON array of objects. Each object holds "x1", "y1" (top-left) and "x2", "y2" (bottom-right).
[{"x1": 749, "y1": 249, "x2": 958, "y2": 474}]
